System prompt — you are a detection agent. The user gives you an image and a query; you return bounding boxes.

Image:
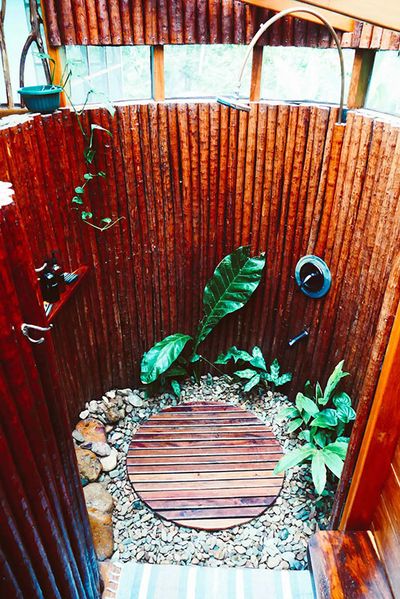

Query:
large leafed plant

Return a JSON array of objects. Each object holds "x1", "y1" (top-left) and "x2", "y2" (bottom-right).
[{"x1": 140, "y1": 246, "x2": 266, "y2": 396}]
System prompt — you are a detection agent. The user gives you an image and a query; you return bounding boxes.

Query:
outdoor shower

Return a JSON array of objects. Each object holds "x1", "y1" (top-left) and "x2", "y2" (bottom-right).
[{"x1": 217, "y1": 6, "x2": 346, "y2": 124}]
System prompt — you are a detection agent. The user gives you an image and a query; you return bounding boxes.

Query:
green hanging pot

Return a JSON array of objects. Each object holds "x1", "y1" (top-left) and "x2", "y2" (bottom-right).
[{"x1": 18, "y1": 84, "x2": 63, "y2": 114}]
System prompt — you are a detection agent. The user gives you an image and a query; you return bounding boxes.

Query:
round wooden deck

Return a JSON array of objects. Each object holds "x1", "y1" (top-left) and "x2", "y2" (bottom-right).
[{"x1": 127, "y1": 401, "x2": 284, "y2": 530}]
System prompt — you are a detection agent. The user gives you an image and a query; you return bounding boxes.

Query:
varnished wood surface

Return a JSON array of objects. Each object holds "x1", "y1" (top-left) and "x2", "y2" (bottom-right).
[
  {"x1": 127, "y1": 401, "x2": 284, "y2": 530},
  {"x1": 41, "y1": 0, "x2": 400, "y2": 49},
  {"x1": 308, "y1": 531, "x2": 393, "y2": 598}
]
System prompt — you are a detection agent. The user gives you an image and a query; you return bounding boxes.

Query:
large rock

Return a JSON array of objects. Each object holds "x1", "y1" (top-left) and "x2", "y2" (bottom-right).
[
  {"x1": 84, "y1": 483, "x2": 114, "y2": 514},
  {"x1": 103, "y1": 402, "x2": 124, "y2": 424},
  {"x1": 87, "y1": 510, "x2": 114, "y2": 561},
  {"x1": 84, "y1": 483, "x2": 114, "y2": 561},
  {"x1": 75, "y1": 447, "x2": 102, "y2": 484},
  {"x1": 81, "y1": 441, "x2": 111, "y2": 457},
  {"x1": 100, "y1": 448, "x2": 118, "y2": 472},
  {"x1": 76, "y1": 418, "x2": 106, "y2": 444}
]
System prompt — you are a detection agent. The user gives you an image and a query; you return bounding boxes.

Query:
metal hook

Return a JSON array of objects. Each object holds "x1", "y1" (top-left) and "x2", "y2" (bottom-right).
[{"x1": 21, "y1": 322, "x2": 53, "y2": 344}]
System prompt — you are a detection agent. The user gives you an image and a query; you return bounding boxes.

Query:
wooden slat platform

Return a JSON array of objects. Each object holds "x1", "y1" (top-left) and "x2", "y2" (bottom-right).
[{"x1": 127, "y1": 401, "x2": 284, "y2": 530}]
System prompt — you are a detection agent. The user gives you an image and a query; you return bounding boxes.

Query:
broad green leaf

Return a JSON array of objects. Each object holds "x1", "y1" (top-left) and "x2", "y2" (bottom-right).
[
  {"x1": 322, "y1": 448, "x2": 344, "y2": 478},
  {"x1": 321, "y1": 360, "x2": 349, "y2": 405},
  {"x1": 250, "y1": 346, "x2": 266, "y2": 370},
  {"x1": 298, "y1": 430, "x2": 311, "y2": 443},
  {"x1": 72, "y1": 196, "x2": 83, "y2": 205},
  {"x1": 311, "y1": 451, "x2": 327, "y2": 495},
  {"x1": 195, "y1": 246, "x2": 265, "y2": 348},
  {"x1": 311, "y1": 409, "x2": 338, "y2": 429},
  {"x1": 276, "y1": 406, "x2": 300, "y2": 422},
  {"x1": 337, "y1": 421, "x2": 345, "y2": 437},
  {"x1": 325, "y1": 440, "x2": 349, "y2": 460},
  {"x1": 234, "y1": 368, "x2": 258, "y2": 380},
  {"x1": 81, "y1": 211, "x2": 93, "y2": 220},
  {"x1": 270, "y1": 358, "x2": 280, "y2": 379},
  {"x1": 333, "y1": 392, "x2": 352, "y2": 408},
  {"x1": 243, "y1": 374, "x2": 261, "y2": 392},
  {"x1": 140, "y1": 333, "x2": 192, "y2": 384},
  {"x1": 274, "y1": 446, "x2": 316, "y2": 474},
  {"x1": 314, "y1": 431, "x2": 328, "y2": 448},
  {"x1": 170, "y1": 379, "x2": 181, "y2": 398},
  {"x1": 336, "y1": 405, "x2": 356, "y2": 424},
  {"x1": 215, "y1": 346, "x2": 253, "y2": 364},
  {"x1": 164, "y1": 364, "x2": 187, "y2": 378},
  {"x1": 275, "y1": 372, "x2": 293, "y2": 387},
  {"x1": 304, "y1": 380, "x2": 314, "y2": 399},
  {"x1": 287, "y1": 418, "x2": 303, "y2": 433},
  {"x1": 190, "y1": 353, "x2": 201, "y2": 363},
  {"x1": 296, "y1": 393, "x2": 319, "y2": 416},
  {"x1": 315, "y1": 382, "x2": 323, "y2": 402}
]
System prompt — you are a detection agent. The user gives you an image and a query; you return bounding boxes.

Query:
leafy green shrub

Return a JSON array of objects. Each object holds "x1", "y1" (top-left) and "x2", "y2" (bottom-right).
[
  {"x1": 215, "y1": 347, "x2": 292, "y2": 392},
  {"x1": 274, "y1": 361, "x2": 356, "y2": 495},
  {"x1": 140, "y1": 247, "x2": 266, "y2": 396}
]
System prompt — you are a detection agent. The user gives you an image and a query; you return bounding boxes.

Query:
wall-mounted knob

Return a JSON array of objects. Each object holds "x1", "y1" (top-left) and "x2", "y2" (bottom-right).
[{"x1": 295, "y1": 255, "x2": 331, "y2": 299}]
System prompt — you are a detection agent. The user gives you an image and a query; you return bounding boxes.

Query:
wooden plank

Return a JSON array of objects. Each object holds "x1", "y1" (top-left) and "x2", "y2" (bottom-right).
[
  {"x1": 129, "y1": 440, "x2": 281, "y2": 449},
  {"x1": 308, "y1": 531, "x2": 393, "y2": 599},
  {"x1": 127, "y1": 447, "x2": 283, "y2": 457},
  {"x1": 347, "y1": 49, "x2": 376, "y2": 109},
  {"x1": 157, "y1": 505, "x2": 272, "y2": 519},
  {"x1": 140, "y1": 486, "x2": 283, "y2": 499},
  {"x1": 250, "y1": 46, "x2": 263, "y2": 102},
  {"x1": 127, "y1": 457, "x2": 281, "y2": 468},
  {"x1": 173, "y1": 518, "x2": 253, "y2": 529},
  {"x1": 129, "y1": 469, "x2": 283, "y2": 482},
  {"x1": 146, "y1": 496, "x2": 275, "y2": 510},
  {"x1": 242, "y1": 0, "x2": 400, "y2": 31},
  {"x1": 151, "y1": 45, "x2": 165, "y2": 102},
  {"x1": 242, "y1": 0, "x2": 355, "y2": 31}
]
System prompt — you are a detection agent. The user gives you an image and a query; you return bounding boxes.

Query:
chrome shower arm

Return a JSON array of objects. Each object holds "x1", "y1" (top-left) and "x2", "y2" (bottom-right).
[{"x1": 234, "y1": 7, "x2": 345, "y2": 123}]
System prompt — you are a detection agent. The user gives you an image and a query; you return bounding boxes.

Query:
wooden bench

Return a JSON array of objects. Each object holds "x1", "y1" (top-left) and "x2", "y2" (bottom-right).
[{"x1": 308, "y1": 531, "x2": 394, "y2": 598}]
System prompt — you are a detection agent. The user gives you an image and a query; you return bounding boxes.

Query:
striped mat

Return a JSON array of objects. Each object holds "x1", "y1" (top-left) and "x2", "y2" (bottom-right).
[{"x1": 116, "y1": 563, "x2": 314, "y2": 599}]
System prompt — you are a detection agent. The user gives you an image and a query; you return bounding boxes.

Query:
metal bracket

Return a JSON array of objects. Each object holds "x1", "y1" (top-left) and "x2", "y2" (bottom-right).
[{"x1": 21, "y1": 322, "x2": 53, "y2": 344}]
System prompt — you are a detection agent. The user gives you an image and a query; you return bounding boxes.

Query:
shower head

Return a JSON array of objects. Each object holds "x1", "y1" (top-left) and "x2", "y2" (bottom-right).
[{"x1": 216, "y1": 96, "x2": 251, "y2": 112}]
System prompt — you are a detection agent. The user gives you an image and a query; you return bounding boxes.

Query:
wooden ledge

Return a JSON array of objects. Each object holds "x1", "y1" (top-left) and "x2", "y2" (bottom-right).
[{"x1": 308, "y1": 531, "x2": 393, "y2": 598}]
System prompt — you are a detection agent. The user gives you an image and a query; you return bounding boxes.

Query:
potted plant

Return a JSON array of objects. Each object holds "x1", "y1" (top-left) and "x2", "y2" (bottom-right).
[{"x1": 18, "y1": 53, "x2": 69, "y2": 114}]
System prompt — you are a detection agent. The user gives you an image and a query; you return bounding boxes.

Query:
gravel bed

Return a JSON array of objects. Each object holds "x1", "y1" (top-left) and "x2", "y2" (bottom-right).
[{"x1": 92, "y1": 376, "x2": 330, "y2": 569}]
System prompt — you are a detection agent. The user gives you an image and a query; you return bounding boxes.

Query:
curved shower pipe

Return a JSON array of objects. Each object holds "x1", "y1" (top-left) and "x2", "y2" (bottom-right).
[{"x1": 217, "y1": 7, "x2": 345, "y2": 124}]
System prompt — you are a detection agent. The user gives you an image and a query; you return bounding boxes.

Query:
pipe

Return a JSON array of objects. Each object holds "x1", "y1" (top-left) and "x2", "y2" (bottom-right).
[{"x1": 217, "y1": 7, "x2": 345, "y2": 124}]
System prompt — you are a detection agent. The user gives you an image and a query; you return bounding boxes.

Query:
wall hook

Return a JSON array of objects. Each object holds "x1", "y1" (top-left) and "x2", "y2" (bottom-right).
[{"x1": 21, "y1": 322, "x2": 53, "y2": 344}]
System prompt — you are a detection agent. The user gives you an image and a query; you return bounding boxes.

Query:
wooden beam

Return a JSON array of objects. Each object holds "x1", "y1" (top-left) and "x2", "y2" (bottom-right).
[
  {"x1": 242, "y1": 0, "x2": 354, "y2": 31},
  {"x1": 151, "y1": 45, "x2": 165, "y2": 102},
  {"x1": 347, "y1": 49, "x2": 376, "y2": 109},
  {"x1": 340, "y1": 288, "x2": 400, "y2": 529},
  {"x1": 250, "y1": 46, "x2": 263, "y2": 102},
  {"x1": 39, "y1": 0, "x2": 67, "y2": 107},
  {"x1": 242, "y1": 0, "x2": 400, "y2": 32}
]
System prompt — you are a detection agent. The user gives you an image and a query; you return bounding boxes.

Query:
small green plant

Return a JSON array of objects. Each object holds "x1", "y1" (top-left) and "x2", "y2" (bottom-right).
[
  {"x1": 274, "y1": 361, "x2": 356, "y2": 496},
  {"x1": 215, "y1": 346, "x2": 292, "y2": 393},
  {"x1": 140, "y1": 246, "x2": 266, "y2": 397},
  {"x1": 37, "y1": 53, "x2": 122, "y2": 232}
]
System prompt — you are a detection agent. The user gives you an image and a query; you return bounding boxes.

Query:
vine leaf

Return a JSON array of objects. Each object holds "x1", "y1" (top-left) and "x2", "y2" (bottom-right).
[{"x1": 195, "y1": 246, "x2": 265, "y2": 349}]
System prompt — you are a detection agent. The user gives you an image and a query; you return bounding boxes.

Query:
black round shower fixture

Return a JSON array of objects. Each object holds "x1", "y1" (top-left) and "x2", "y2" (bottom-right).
[{"x1": 295, "y1": 255, "x2": 331, "y2": 299}]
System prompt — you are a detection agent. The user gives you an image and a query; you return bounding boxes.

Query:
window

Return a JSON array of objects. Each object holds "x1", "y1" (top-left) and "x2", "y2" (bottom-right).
[
  {"x1": 164, "y1": 45, "x2": 251, "y2": 99},
  {"x1": 365, "y1": 51, "x2": 400, "y2": 116},
  {"x1": 260, "y1": 47, "x2": 354, "y2": 105},
  {"x1": 65, "y1": 46, "x2": 151, "y2": 105},
  {"x1": 0, "y1": 0, "x2": 46, "y2": 105}
]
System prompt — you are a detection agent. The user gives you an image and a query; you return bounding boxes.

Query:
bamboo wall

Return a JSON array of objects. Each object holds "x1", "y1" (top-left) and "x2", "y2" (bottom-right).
[
  {"x1": 0, "y1": 103, "x2": 399, "y2": 419},
  {"x1": 42, "y1": 0, "x2": 400, "y2": 49}
]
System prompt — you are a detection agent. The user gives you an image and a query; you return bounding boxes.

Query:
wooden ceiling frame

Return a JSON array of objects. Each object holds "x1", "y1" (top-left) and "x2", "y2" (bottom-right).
[{"x1": 242, "y1": 0, "x2": 400, "y2": 32}]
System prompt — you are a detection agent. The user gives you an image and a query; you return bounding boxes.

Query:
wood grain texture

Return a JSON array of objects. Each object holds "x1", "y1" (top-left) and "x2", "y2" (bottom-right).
[
  {"x1": 41, "y1": 0, "x2": 400, "y2": 49},
  {"x1": 0, "y1": 105, "x2": 399, "y2": 429},
  {"x1": 127, "y1": 401, "x2": 284, "y2": 530},
  {"x1": 308, "y1": 531, "x2": 393, "y2": 598}
]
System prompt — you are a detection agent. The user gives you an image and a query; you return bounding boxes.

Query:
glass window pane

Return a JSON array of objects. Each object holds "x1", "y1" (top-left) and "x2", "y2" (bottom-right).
[
  {"x1": 365, "y1": 51, "x2": 400, "y2": 116},
  {"x1": 65, "y1": 46, "x2": 151, "y2": 104},
  {"x1": 1, "y1": 0, "x2": 46, "y2": 105},
  {"x1": 164, "y1": 45, "x2": 251, "y2": 99},
  {"x1": 260, "y1": 47, "x2": 354, "y2": 105}
]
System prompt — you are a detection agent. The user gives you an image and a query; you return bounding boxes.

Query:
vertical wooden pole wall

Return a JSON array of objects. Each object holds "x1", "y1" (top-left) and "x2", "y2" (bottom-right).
[{"x1": 0, "y1": 187, "x2": 99, "y2": 598}]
